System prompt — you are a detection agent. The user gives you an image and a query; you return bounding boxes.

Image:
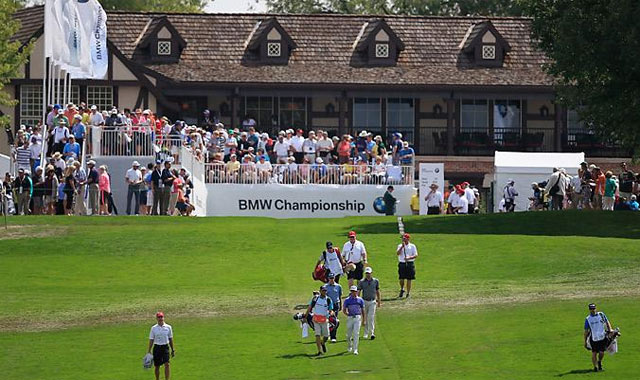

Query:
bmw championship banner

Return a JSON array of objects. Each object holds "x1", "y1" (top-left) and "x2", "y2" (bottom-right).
[
  {"x1": 418, "y1": 163, "x2": 445, "y2": 215},
  {"x1": 204, "y1": 184, "x2": 414, "y2": 218},
  {"x1": 44, "y1": 0, "x2": 108, "y2": 79}
]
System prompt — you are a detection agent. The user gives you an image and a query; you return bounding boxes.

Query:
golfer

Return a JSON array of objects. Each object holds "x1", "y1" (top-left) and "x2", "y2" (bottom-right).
[
  {"x1": 343, "y1": 285, "x2": 365, "y2": 355},
  {"x1": 584, "y1": 303, "x2": 612, "y2": 372},
  {"x1": 397, "y1": 233, "x2": 418, "y2": 298},
  {"x1": 315, "y1": 241, "x2": 345, "y2": 283},
  {"x1": 358, "y1": 267, "x2": 380, "y2": 340},
  {"x1": 306, "y1": 285, "x2": 333, "y2": 356},
  {"x1": 342, "y1": 230, "x2": 368, "y2": 287},
  {"x1": 147, "y1": 311, "x2": 175, "y2": 380}
]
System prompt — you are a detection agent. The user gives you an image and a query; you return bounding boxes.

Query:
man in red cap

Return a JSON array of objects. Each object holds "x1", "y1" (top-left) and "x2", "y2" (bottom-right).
[
  {"x1": 397, "y1": 233, "x2": 418, "y2": 297},
  {"x1": 342, "y1": 230, "x2": 368, "y2": 288},
  {"x1": 147, "y1": 311, "x2": 175, "y2": 380},
  {"x1": 453, "y1": 185, "x2": 469, "y2": 214}
]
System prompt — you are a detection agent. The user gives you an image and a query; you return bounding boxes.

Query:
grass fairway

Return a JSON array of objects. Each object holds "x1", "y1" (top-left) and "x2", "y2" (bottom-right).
[{"x1": 1, "y1": 211, "x2": 639, "y2": 379}]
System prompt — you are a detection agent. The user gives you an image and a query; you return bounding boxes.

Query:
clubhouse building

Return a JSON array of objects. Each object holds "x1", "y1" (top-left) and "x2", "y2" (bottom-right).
[{"x1": 3, "y1": 6, "x2": 631, "y2": 184}]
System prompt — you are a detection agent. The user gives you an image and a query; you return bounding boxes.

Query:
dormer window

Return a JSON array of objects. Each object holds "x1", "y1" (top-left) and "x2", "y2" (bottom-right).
[
  {"x1": 244, "y1": 17, "x2": 296, "y2": 65},
  {"x1": 482, "y1": 45, "x2": 495, "y2": 60},
  {"x1": 375, "y1": 43, "x2": 389, "y2": 58},
  {"x1": 158, "y1": 41, "x2": 171, "y2": 56},
  {"x1": 352, "y1": 18, "x2": 405, "y2": 67},
  {"x1": 460, "y1": 20, "x2": 511, "y2": 68},
  {"x1": 132, "y1": 16, "x2": 187, "y2": 64},
  {"x1": 267, "y1": 42, "x2": 281, "y2": 57}
]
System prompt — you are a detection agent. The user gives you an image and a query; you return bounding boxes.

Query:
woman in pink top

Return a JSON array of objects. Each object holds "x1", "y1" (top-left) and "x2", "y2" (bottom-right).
[
  {"x1": 168, "y1": 169, "x2": 183, "y2": 216},
  {"x1": 98, "y1": 165, "x2": 111, "y2": 215}
]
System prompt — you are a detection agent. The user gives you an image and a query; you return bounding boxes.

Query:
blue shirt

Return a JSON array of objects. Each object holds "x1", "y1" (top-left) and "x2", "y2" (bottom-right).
[
  {"x1": 57, "y1": 182, "x2": 65, "y2": 200},
  {"x1": 63, "y1": 142, "x2": 81, "y2": 158},
  {"x1": 325, "y1": 283, "x2": 342, "y2": 307},
  {"x1": 343, "y1": 295, "x2": 364, "y2": 316},
  {"x1": 629, "y1": 201, "x2": 639, "y2": 211},
  {"x1": 72, "y1": 122, "x2": 86, "y2": 139},
  {"x1": 398, "y1": 147, "x2": 414, "y2": 164}
]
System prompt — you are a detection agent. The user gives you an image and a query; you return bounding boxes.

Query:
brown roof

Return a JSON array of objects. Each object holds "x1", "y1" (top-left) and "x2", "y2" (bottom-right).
[{"x1": 13, "y1": 6, "x2": 553, "y2": 88}]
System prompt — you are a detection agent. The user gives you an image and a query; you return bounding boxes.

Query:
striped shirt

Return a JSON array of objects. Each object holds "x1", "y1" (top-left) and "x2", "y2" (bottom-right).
[{"x1": 15, "y1": 146, "x2": 31, "y2": 169}]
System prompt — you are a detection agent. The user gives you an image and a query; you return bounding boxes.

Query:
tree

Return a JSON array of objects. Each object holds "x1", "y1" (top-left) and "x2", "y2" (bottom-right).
[
  {"x1": 527, "y1": 0, "x2": 640, "y2": 155},
  {"x1": 265, "y1": 0, "x2": 525, "y2": 16},
  {"x1": 0, "y1": 0, "x2": 32, "y2": 127},
  {"x1": 98, "y1": 0, "x2": 211, "y2": 12}
]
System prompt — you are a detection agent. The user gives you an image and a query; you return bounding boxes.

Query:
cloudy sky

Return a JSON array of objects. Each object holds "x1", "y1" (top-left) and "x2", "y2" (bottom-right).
[{"x1": 205, "y1": 0, "x2": 267, "y2": 13}]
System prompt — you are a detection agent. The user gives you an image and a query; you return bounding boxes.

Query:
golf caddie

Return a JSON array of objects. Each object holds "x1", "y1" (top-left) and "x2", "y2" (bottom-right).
[
  {"x1": 148, "y1": 311, "x2": 175, "y2": 380},
  {"x1": 584, "y1": 303, "x2": 612, "y2": 372},
  {"x1": 306, "y1": 285, "x2": 334, "y2": 356},
  {"x1": 342, "y1": 230, "x2": 368, "y2": 288}
]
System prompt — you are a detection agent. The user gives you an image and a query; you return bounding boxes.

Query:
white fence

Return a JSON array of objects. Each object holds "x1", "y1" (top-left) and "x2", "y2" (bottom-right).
[
  {"x1": 90, "y1": 126, "x2": 183, "y2": 163},
  {"x1": 204, "y1": 162, "x2": 414, "y2": 185}
]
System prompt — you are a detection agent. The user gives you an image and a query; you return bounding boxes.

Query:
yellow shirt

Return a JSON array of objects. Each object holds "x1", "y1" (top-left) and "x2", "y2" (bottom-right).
[{"x1": 410, "y1": 194, "x2": 420, "y2": 211}]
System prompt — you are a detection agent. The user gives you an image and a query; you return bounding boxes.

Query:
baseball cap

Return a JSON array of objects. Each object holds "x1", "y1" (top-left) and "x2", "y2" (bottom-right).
[
  {"x1": 297, "y1": 129, "x2": 303, "y2": 134},
  {"x1": 348, "y1": 231, "x2": 356, "y2": 237},
  {"x1": 74, "y1": 114, "x2": 82, "y2": 120},
  {"x1": 87, "y1": 160, "x2": 96, "y2": 166},
  {"x1": 364, "y1": 267, "x2": 373, "y2": 274},
  {"x1": 57, "y1": 109, "x2": 64, "y2": 115},
  {"x1": 349, "y1": 285, "x2": 358, "y2": 292},
  {"x1": 588, "y1": 303, "x2": 596, "y2": 310},
  {"x1": 403, "y1": 233, "x2": 411, "y2": 239},
  {"x1": 320, "y1": 285, "x2": 328, "y2": 291},
  {"x1": 132, "y1": 161, "x2": 140, "y2": 167},
  {"x1": 325, "y1": 241, "x2": 333, "y2": 249},
  {"x1": 327, "y1": 273, "x2": 335, "y2": 279},
  {"x1": 156, "y1": 311, "x2": 164, "y2": 318},
  {"x1": 90, "y1": 105, "x2": 97, "y2": 110}
]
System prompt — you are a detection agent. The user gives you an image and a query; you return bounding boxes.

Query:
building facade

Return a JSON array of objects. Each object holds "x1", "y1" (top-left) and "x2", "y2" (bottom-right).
[{"x1": 3, "y1": 6, "x2": 630, "y2": 184}]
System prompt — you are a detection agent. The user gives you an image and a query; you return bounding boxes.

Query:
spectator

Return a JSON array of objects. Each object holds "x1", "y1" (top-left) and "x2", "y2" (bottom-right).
[
  {"x1": 63, "y1": 166, "x2": 76, "y2": 216},
  {"x1": 31, "y1": 167, "x2": 45, "y2": 215},
  {"x1": 545, "y1": 168, "x2": 569, "y2": 211},
  {"x1": 255, "y1": 155, "x2": 272, "y2": 183},
  {"x1": 44, "y1": 166, "x2": 58, "y2": 215},
  {"x1": 316, "y1": 131, "x2": 333, "y2": 162},
  {"x1": 160, "y1": 161, "x2": 175, "y2": 215},
  {"x1": 593, "y1": 167, "x2": 605, "y2": 209},
  {"x1": 398, "y1": 141, "x2": 415, "y2": 165},
  {"x1": 168, "y1": 169, "x2": 183, "y2": 215},
  {"x1": 29, "y1": 126, "x2": 43, "y2": 173},
  {"x1": 618, "y1": 162, "x2": 635, "y2": 200},
  {"x1": 98, "y1": 165, "x2": 111, "y2": 215},
  {"x1": 454, "y1": 186, "x2": 469, "y2": 214},
  {"x1": 51, "y1": 114, "x2": 70, "y2": 154},
  {"x1": 71, "y1": 114, "x2": 86, "y2": 155},
  {"x1": 303, "y1": 131, "x2": 317, "y2": 162},
  {"x1": 503, "y1": 179, "x2": 518, "y2": 212},
  {"x1": 125, "y1": 161, "x2": 143, "y2": 215},
  {"x1": 603, "y1": 171, "x2": 616, "y2": 211},
  {"x1": 14, "y1": 139, "x2": 31, "y2": 172},
  {"x1": 391, "y1": 133, "x2": 403, "y2": 165},
  {"x1": 241, "y1": 115, "x2": 256, "y2": 131},
  {"x1": 337, "y1": 135, "x2": 351, "y2": 164},
  {"x1": 273, "y1": 132, "x2": 291, "y2": 164},
  {"x1": 223, "y1": 130, "x2": 238, "y2": 161},
  {"x1": 72, "y1": 161, "x2": 87, "y2": 216},
  {"x1": 226, "y1": 154, "x2": 240, "y2": 183},
  {"x1": 13, "y1": 168, "x2": 32, "y2": 215},
  {"x1": 628, "y1": 195, "x2": 639, "y2": 211},
  {"x1": 63, "y1": 135, "x2": 80, "y2": 160},
  {"x1": 463, "y1": 182, "x2": 477, "y2": 214},
  {"x1": 86, "y1": 160, "x2": 100, "y2": 215},
  {"x1": 290, "y1": 129, "x2": 305, "y2": 163}
]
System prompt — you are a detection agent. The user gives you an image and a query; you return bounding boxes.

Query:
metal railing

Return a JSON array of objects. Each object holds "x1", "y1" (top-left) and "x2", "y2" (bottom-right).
[
  {"x1": 90, "y1": 126, "x2": 184, "y2": 163},
  {"x1": 204, "y1": 162, "x2": 414, "y2": 185}
]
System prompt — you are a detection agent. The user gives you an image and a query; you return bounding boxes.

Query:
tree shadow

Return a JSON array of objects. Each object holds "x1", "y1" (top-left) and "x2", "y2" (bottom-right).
[
  {"x1": 556, "y1": 368, "x2": 597, "y2": 377},
  {"x1": 349, "y1": 211, "x2": 640, "y2": 240}
]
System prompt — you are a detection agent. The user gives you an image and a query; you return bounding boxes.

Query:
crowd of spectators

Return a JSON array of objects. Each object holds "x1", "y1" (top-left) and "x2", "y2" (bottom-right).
[{"x1": 524, "y1": 161, "x2": 640, "y2": 212}]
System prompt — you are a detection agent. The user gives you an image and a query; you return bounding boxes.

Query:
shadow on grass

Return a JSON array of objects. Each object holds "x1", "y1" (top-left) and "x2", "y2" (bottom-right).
[
  {"x1": 556, "y1": 368, "x2": 596, "y2": 376},
  {"x1": 276, "y1": 353, "x2": 317, "y2": 359},
  {"x1": 349, "y1": 211, "x2": 640, "y2": 239}
]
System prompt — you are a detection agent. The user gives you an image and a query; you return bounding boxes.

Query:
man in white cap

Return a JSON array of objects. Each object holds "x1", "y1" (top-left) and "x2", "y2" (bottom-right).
[
  {"x1": 305, "y1": 284, "x2": 334, "y2": 356},
  {"x1": 51, "y1": 111, "x2": 70, "y2": 153},
  {"x1": 125, "y1": 161, "x2": 143, "y2": 215},
  {"x1": 343, "y1": 285, "x2": 365, "y2": 355},
  {"x1": 358, "y1": 266, "x2": 380, "y2": 340}
]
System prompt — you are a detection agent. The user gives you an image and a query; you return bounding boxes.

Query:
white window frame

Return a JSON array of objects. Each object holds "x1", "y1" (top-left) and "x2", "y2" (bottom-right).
[
  {"x1": 267, "y1": 42, "x2": 281, "y2": 57},
  {"x1": 87, "y1": 86, "x2": 114, "y2": 112},
  {"x1": 19, "y1": 85, "x2": 43, "y2": 127},
  {"x1": 157, "y1": 40, "x2": 172, "y2": 56},
  {"x1": 375, "y1": 43, "x2": 389, "y2": 58},
  {"x1": 482, "y1": 45, "x2": 496, "y2": 60}
]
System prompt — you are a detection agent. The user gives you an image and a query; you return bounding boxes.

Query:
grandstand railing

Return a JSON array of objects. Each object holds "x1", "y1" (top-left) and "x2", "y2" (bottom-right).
[
  {"x1": 204, "y1": 162, "x2": 414, "y2": 185},
  {"x1": 89, "y1": 126, "x2": 183, "y2": 163}
]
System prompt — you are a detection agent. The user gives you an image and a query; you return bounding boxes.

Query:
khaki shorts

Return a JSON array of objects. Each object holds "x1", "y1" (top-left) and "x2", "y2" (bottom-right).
[{"x1": 314, "y1": 321, "x2": 329, "y2": 337}]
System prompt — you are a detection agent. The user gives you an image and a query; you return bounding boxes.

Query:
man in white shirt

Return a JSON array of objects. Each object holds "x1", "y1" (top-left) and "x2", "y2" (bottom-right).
[
  {"x1": 463, "y1": 182, "x2": 477, "y2": 214},
  {"x1": 424, "y1": 183, "x2": 444, "y2": 214},
  {"x1": 447, "y1": 186, "x2": 459, "y2": 214},
  {"x1": 255, "y1": 155, "x2": 272, "y2": 183},
  {"x1": 342, "y1": 230, "x2": 368, "y2": 287},
  {"x1": 289, "y1": 129, "x2": 305, "y2": 163},
  {"x1": 584, "y1": 303, "x2": 612, "y2": 372},
  {"x1": 397, "y1": 233, "x2": 418, "y2": 298},
  {"x1": 316, "y1": 241, "x2": 345, "y2": 283},
  {"x1": 125, "y1": 161, "x2": 143, "y2": 215},
  {"x1": 302, "y1": 131, "x2": 317, "y2": 162},
  {"x1": 147, "y1": 312, "x2": 175, "y2": 380},
  {"x1": 454, "y1": 187, "x2": 469, "y2": 214},
  {"x1": 273, "y1": 133, "x2": 291, "y2": 164}
]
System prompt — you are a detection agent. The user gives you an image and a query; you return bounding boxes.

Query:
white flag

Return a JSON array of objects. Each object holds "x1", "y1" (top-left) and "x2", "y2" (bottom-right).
[{"x1": 76, "y1": 0, "x2": 108, "y2": 79}]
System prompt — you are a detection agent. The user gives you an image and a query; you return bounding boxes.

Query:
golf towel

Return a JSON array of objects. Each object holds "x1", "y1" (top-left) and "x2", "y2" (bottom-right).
[{"x1": 143, "y1": 353, "x2": 153, "y2": 369}]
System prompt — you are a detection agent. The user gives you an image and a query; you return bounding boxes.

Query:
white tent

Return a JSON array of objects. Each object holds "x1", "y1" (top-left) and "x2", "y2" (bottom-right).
[{"x1": 493, "y1": 151, "x2": 585, "y2": 212}]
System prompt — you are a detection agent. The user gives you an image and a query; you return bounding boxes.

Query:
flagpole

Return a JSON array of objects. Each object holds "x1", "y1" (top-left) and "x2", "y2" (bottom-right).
[
  {"x1": 56, "y1": 65, "x2": 61, "y2": 106},
  {"x1": 62, "y1": 69, "x2": 67, "y2": 107}
]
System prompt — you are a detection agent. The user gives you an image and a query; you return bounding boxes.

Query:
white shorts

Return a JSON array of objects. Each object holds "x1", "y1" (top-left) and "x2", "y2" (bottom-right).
[{"x1": 146, "y1": 190, "x2": 153, "y2": 206}]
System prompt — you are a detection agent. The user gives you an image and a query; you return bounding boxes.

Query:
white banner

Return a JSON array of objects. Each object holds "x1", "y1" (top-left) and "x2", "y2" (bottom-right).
[
  {"x1": 204, "y1": 184, "x2": 414, "y2": 218},
  {"x1": 44, "y1": 0, "x2": 108, "y2": 79},
  {"x1": 418, "y1": 163, "x2": 445, "y2": 215}
]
